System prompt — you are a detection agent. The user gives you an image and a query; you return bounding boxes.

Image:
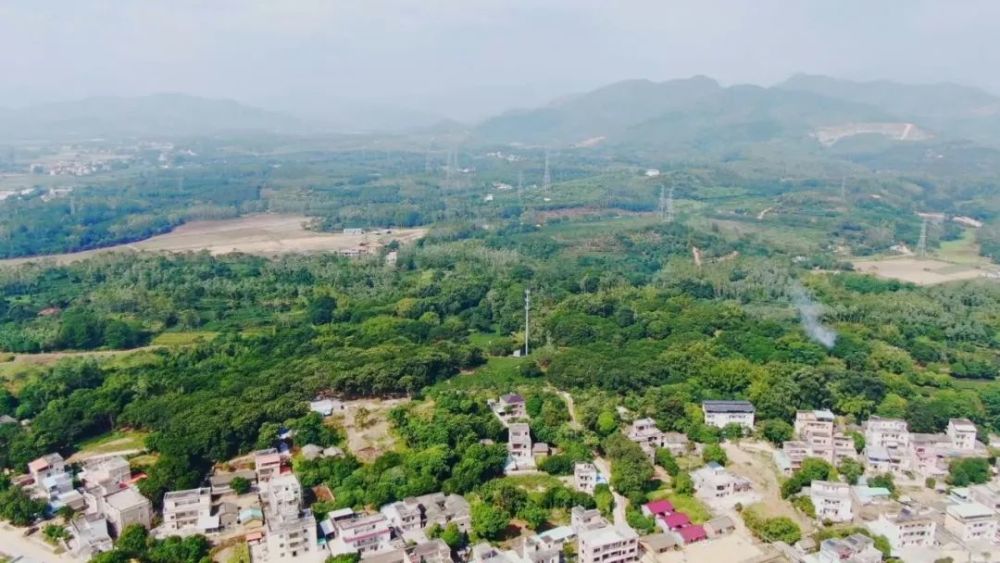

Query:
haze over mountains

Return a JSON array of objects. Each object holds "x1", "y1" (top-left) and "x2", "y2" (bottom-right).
[{"x1": 1, "y1": 75, "x2": 998, "y2": 151}]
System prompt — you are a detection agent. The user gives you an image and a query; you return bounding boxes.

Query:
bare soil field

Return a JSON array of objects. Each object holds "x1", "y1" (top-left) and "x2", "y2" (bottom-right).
[
  {"x1": 852, "y1": 257, "x2": 996, "y2": 285},
  {"x1": 336, "y1": 397, "x2": 410, "y2": 462},
  {"x1": 0, "y1": 214, "x2": 426, "y2": 267}
]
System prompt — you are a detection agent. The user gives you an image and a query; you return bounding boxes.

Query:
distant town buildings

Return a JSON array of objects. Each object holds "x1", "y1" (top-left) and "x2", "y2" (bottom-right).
[{"x1": 701, "y1": 401, "x2": 755, "y2": 429}]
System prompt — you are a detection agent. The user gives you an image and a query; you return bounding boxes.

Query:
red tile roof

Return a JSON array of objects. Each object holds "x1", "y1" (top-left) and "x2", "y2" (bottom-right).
[
  {"x1": 644, "y1": 500, "x2": 674, "y2": 515},
  {"x1": 678, "y1": 525, "x2": 707, "y2": 543},
  {"x1": 662, "y1": 512, "x2": 691, "y2": 529}
]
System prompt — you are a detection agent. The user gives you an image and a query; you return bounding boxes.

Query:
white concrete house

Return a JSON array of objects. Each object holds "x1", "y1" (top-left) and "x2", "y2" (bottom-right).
[
  {"x1": 809, "y1": 481, "x2": 853, "y2": 523},
  {"x1": 701, "y1": 401, "x2": 754, "y2": 429},
  {"x1": 867, "y1": 508, "x2": 937, "y2": 552}
]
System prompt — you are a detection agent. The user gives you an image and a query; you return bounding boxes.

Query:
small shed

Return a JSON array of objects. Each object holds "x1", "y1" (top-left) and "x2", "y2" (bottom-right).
[
  {"x1": 639, "y1": 533, "x2": 679, "y2": 554},
  {"x1": 705, "y1": 515, "x2": 735, "y2": 537}
]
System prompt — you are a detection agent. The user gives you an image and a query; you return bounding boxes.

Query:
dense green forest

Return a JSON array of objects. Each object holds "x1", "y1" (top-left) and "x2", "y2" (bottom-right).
[{"x1": 0, "y1": 213, "x2": 998, "y2": 500}]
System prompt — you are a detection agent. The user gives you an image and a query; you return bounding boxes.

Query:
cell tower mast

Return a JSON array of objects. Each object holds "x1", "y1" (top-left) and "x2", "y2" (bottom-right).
[
  {"x1": 524, "y1": 289, "x2": 531, "y2": 356},
  {"x1": 542, "y1": 150, "x2": 551, "y2": 192},
  {"x1": 917, "y1": 217, "x2": 928, "y2": 257}
]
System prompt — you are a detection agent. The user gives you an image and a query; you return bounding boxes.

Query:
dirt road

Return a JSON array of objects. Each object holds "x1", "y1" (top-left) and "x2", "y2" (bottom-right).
[{"x1": 0, "y1": 524, "x2": 84, "y2": 562}]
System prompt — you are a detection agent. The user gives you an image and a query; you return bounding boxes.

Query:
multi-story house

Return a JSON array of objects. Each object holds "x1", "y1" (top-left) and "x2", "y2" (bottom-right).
[
  {"x1": 809, "y1": 481, "x2": 853, "y2": 523},
  {"x1": 82, "y1": 456, "x2": 132, "y2": 490},
  {"x1": 160, "y1": 487, "x2": 214, "y2": 536},
  {"x1": 817, "y1": 534, "x2": 882, "y2": 563},
  {"x1": 255, "y1": 449, "x2": 283, "y2": 483},
  {"x1": 382, "y1": 493, "x2": 470, "y2": 539},
  {"x1": 944, "y1": 502, "x2": 998, "y2": 545},
  {"x1": 330, "y1": 513, "x2": 392, "y2": 556},
  {"x1": 495, "y1": 393, "x2": 527, "y2": 421},
  {"x1": 577, "y1": 524, "x2": 640, "y2": 563},
  {"x1": 908, "y1": 419, "x2": 988, "y2": 480},
  {"x1": 864, "y1": 417, "x2": 910, "y2": 473},
  {"x1": 691, "y1": 462, "x2": 755, "y2": 507},
  {"x1": 263, "y1": 474, "x2": 319, "y2": 561},
  {"x1": 99, "y1": 486, "x2": 154, "y2": 536},
  {"x1": 782, "y1": 410, "x2": 857, "y2": 472},
  {"x1": 701, "y1": 401, "x2": 755, "y2": 429},
  {"x1": 67, "y1": 513, "x2": 114, "y2": 558},
  {"x1": 507, "y1": 423, "x2": 534, "y2": 470},
  {"x1": 28, "y1": 453, "x2": 68, "y2": 497},
  {"x1": 867, "y1": 508, "x2": 937, "y2": 552},
  {"x1": 574, "y1": 463, "x2": 600, "y2": 494},
  {"x1": 946, "y1": 418, "x2": 978, "y2": 451}
]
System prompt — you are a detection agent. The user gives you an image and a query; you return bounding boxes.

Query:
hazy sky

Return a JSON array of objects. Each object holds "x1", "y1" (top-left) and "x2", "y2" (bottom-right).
[{"x1": 1, "y1": 0, "x2": 998, "y2": 121}]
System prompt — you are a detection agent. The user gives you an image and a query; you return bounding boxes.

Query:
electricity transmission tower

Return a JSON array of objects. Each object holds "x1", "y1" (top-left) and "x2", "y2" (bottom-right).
[
  {"x1": 542, "y1": 150, "x2": 551, "y2": 193},
  {"x1": 917, "y1": 217, "x2": 928, "y2": 257},
  {"x1": 524, "y1": 289, "x2": 531, "y2": 356},
  {"x1": 666, "y1": 185, "x2": 675, "y2": 223}
]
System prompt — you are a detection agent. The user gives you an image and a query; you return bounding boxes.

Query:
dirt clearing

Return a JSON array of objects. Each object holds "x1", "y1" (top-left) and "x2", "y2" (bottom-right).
[
  {"x1": 852, "y1": 257, "x2": 997, "y2": 285},
  {"x1": 336, "y1": 397, "x2": 410, "y2": 462},
  {"x1": 0, "y1": 214, "x2": 426, "y2": 267}
]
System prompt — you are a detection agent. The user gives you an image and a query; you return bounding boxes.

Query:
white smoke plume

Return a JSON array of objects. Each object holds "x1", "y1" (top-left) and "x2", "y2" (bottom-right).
[{"x1": 790, "y1": 282, "x2": 837, "y2": 348}]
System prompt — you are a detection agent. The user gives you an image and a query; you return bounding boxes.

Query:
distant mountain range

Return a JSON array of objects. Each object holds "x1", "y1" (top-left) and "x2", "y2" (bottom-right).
[
  {"x1": 472, "y1": 74, "x2": 1000, "y2": 151},
  {"x1": 2, "y1": 76, "x2": 998, "y2": 149}
]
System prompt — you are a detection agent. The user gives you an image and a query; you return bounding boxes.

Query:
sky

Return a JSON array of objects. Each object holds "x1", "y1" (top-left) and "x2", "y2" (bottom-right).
[{"x1": 1, "y1": 0, "x2": 998, "y2": 122}]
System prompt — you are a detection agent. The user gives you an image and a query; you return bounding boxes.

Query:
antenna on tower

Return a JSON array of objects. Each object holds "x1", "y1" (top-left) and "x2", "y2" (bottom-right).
[
  {"x1": 542, "y1": 150, "x2": 551, "y2": 193},
  {"x1": 917, "y1": 217, "x2": 928, "y2": 257},
  {"x1": 524, "y1": 289, "x2": 531, "y2": 356}
]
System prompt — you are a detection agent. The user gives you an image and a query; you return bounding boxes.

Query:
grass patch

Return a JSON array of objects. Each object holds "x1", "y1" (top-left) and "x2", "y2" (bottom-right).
[
  {"x1": 468, "y1": 331, "x2": 509, "y2": 349},
  {"x1": 431, "y1": 356, "x2": 540, "y2": 392},
  {"x1": 0, "y1": 361, "x2": 47, "y2": 392},
  {"x1": 77, "y1": 429, "x2": 149, "y2": 454},
  {"x1": 936, "y1": 228, "x2": 984, "y2": 265},
  {"x1": 493, "y1": 473, "x2": 565, "y2": 492},
  {"x1": 151, "y1": 331, "x2": 219, "y2": 346}
]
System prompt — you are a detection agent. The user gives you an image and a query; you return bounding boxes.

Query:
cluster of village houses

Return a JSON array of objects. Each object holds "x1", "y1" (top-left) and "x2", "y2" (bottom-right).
[{"x1": 10, "y1": 395, "x2": 1000, "y2": 563}]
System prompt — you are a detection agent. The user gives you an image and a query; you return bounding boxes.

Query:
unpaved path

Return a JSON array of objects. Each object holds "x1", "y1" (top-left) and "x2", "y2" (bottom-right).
[
  {"x1": 0, "y1": 523, "x2": 84, "y2": 562},
  {"x1": 722, "y1": 442, "x2": 813, "y2": 532}
]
